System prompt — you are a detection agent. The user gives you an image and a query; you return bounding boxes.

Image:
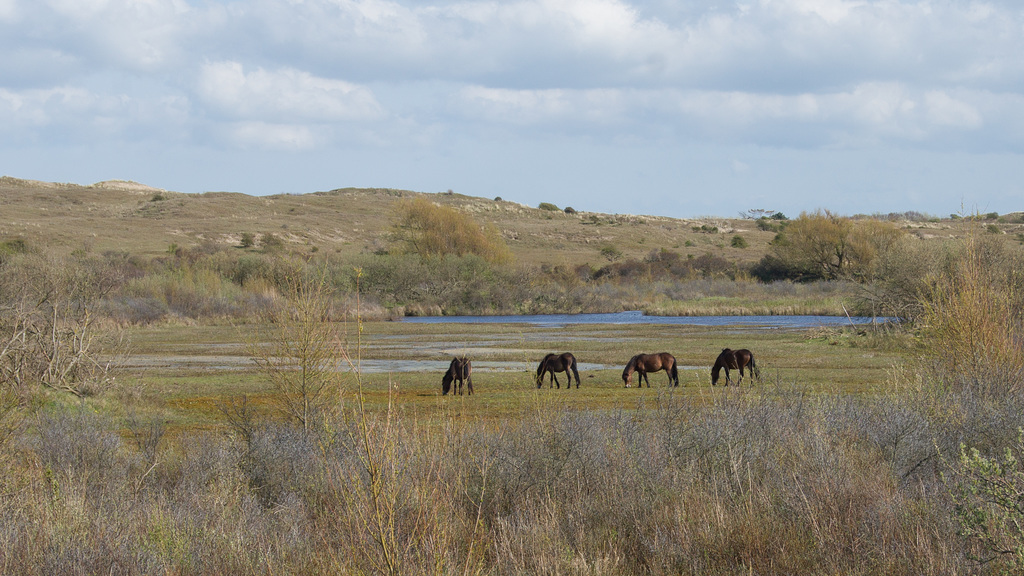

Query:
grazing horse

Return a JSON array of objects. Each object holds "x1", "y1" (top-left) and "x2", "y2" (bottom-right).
[
  {"x1": 711, "y1": 348, "x2": 759, "y2": 386},
  {"x1": 621, "y1": 352, "x2": 679, "y2": 388},
  {"x1": 536, "y1": 352, "x2": 581, "y2": 389},
  {"x1": 441, "y1": 356, "x2": 473, "y2": 395}
]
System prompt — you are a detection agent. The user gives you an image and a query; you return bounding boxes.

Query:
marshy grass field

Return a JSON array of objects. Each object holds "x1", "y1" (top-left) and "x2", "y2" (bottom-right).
[{"x1": 119, "y1": 319, "x2": 903, "y2": 432}]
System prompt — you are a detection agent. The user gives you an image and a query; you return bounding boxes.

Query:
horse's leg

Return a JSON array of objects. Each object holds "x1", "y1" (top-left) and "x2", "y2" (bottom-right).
[{"x1": 554, "y1": 372, "x2": 560, "y2": 389}]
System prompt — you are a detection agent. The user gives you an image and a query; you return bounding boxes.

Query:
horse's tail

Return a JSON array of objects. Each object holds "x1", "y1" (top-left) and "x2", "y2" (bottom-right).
[
  {"x1": 670, "y1": 358, "x2": 679, "y2": 386},
  {"x1": 570, "y1": 354, "x2": 580, "y2": 386},
  {"x1": 750, "y1": 355, "x2": 761, "y2": 381},
  {"x1": 463, "y1": 358, "x2": 474, "y2": 395}
]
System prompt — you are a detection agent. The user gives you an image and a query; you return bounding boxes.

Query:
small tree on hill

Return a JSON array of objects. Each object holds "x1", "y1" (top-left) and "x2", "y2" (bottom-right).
[{"x1": 391, "y1": 197, "x2": 511, "y2": 264}]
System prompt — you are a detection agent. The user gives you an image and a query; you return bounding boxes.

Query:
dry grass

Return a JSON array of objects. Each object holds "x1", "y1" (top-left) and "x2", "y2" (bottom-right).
[
  {"x1": 0, "y1": 383, "x2": 1007, "y2": 575},
  {"x1": 4, "y1": 176, "x2": 1014, "y2": 269}
]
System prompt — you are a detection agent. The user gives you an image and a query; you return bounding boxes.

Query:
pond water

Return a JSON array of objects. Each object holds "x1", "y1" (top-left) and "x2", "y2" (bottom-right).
[
  {"x1": 401, "y1": 311, "x2": 893, "y2": 329},
  {"x1": 132, "y1": 313, "x2": 893, "y2": 376}
]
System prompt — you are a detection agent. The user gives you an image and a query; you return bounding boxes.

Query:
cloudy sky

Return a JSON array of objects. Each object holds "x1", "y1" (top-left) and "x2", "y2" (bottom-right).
[{"x1": 1, "y1": 0, "x2": 1022, "y2": 218}]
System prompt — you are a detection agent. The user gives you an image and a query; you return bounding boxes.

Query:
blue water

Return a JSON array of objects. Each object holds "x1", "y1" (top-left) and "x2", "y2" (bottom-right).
[{"x1": 400, "y1": 311, "x2": 893, "y2": 329}]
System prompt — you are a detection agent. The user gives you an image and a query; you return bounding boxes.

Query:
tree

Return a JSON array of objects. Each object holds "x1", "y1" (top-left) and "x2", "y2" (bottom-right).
[
  {"x1": 391, "y1": 197, "x2": 511, "y2": 263},
  {"x1": 770, "y1": 210, "x2": 903, "y2": 281},
  {"x1": 250, "y1": 272, "x2": 343, "y2": 433}
]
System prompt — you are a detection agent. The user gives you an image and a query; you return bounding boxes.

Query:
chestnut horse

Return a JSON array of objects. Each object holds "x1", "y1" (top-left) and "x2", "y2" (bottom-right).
[
  {"x1": 622, "y1": 352, "x2": 679, "y2": 388},
  {"x1": 441, "y1": 356, "x2": 473, "y2": 395},
  {"x1": 536, "y1": 352, "x2": 580, "y2": 389},
  {"x1": 711, "y1": 348, "x2": 759, "y2": 386}
]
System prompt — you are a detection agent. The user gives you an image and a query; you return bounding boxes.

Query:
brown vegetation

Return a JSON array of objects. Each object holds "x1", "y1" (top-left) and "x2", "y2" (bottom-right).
[{"x1": 391, "y1": 197, "x2": 512, "y2": 263}]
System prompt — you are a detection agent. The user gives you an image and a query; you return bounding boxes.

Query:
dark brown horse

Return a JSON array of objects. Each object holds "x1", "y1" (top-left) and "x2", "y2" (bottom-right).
[
  {"x1": 536, "y1": 352, "x2": 580, "y2": 389},
  {"x1": 441, "y1": 356, "x2": 473, "y2": 395},
  {"x1": 711, "y1": 348, "x2": 759, "y2": 386},
  {"x1": 622, "y1": 352, "x2": 679, "y2": 388}
]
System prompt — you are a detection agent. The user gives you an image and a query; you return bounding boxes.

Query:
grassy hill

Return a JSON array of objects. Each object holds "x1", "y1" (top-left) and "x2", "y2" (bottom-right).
[{"x1": 8, "y1": 175, "x2": 1004, "y2": 268}]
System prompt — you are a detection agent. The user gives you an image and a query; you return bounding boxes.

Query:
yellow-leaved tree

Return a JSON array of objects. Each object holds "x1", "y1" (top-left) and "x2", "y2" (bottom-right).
[
  {"x1": 391, "y1": 197, "x2": 511, "y2": 264},
  {"x1": 772, "y1": 209, "x2": 903, "y2": 280}
]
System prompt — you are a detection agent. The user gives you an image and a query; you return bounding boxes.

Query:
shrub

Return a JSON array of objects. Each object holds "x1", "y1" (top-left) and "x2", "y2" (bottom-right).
[
  {"x1": 392, "y1": 197, "x2": 511, "y2": 264},
  {"x1": 987, "y1": 224, "x2": 1002, "y2": 234},
  {"x1": 538, "y1": 202, "x2": 560, "y2": 212},
  {"x1": 949, "y1": 433, "x2": 1024, "y2": 571},
  {"x1": 563, "y1": 206, "x2": 576, "y2": 214},
  {"x1": 0, "y1": 238, "x2": 27, "y2": 256},
  {"x1": 731, "y1": 235, "x2": 748, "y2": 248},
  {"x1": 260, "y1": 233, "x2": 285, "y2": 252},
  {"x1": 240, "y1": 232, "x2": 256, "y2": 248},
  {"x1": 917, "y1": 231, "x2": 1024, "y2": 397},
  {"x1": 600, "y1": 245, "x2": 622, "y2": 262}
]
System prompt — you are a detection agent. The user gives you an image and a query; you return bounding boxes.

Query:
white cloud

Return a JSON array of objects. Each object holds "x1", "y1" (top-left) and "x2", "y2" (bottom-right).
[
  {"x1": 0, "y1": 0, "x2": 16, "y2": 20},
  {"x1": 33, "y1": 0, "x2": 193, "y2": 70},
  {"x1": 924, "y1": 91, "x2": 983, "y2": 129},
  {"x1": 196, "y1": 61, "x2": 383, "y2": 123},
  {"x1": 0, "y1": 84, "x2": 190, "y2": 141},
  {"x1": 767, "y1": 0, "x2": 867, "y2": 24},
  {"x1": 223, "y1": 121, "x2": 322, "y2": 150},
  {"x1": 731, "y1": 159, "x2": 750, "y2": 174}
]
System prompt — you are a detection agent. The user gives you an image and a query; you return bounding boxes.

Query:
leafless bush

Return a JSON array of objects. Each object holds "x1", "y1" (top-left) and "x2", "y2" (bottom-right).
[
  {"x1": 249, "y1": 272, "x2": 343, "y2": 433},
  {"x1": 9, "y1": 376, "x2": 1021, "y2": 574},
  {"x1": 0, "y1": 253, "x2": 128, "y2": 397},
  {"x1": 125, "y1": 411, "x2": 165, "y2": 466}
]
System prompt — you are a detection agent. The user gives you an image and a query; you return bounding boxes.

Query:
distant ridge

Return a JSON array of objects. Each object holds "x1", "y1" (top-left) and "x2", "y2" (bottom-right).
[
  {"x1": 0, "y1": 176, "x2": 165, "y2": 195},
  {"x1": 91, "y1": 180, "x2": 166, "y2": 194}
]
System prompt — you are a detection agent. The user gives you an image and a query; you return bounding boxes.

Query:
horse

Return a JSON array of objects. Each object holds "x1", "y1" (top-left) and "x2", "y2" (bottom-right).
[
  {"x1": 711, "y1": 348, "x2": 759, "y2": 386},
  {"x1": 621, "y1": 352, "x2": 679, "y2": 388},
  {"x1": 441, "y1": 356, "x2": 473, "y2": 395},
  {"x1": 535, "y1": 352, "x2": 581, "y2": 389}
]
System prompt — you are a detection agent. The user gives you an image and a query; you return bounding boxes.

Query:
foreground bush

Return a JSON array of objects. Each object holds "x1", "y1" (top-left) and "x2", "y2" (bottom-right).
[{"x1": 3, "y1": 382, "x2": 1016, "y2": 575}]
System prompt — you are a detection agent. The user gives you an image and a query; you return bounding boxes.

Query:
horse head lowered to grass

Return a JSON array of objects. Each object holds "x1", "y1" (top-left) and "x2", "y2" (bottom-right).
[
  {"x1": 535, "y1": 352, "x2": 580, "y2": 389},
  {"x1": 441, "y1": 356, "x2": 473, "y2": 395},
  {"x1": 621, "y1": 352, "x2": 679, "y2": 388},
  {"x1": 711, "y1": 348, "x2": 759, "y2": 386}
]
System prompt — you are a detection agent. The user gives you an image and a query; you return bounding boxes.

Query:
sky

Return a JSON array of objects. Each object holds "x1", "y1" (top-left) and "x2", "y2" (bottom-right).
[{"x1": 1, "y1": 0, "x2": 1022, "y2": 219}]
